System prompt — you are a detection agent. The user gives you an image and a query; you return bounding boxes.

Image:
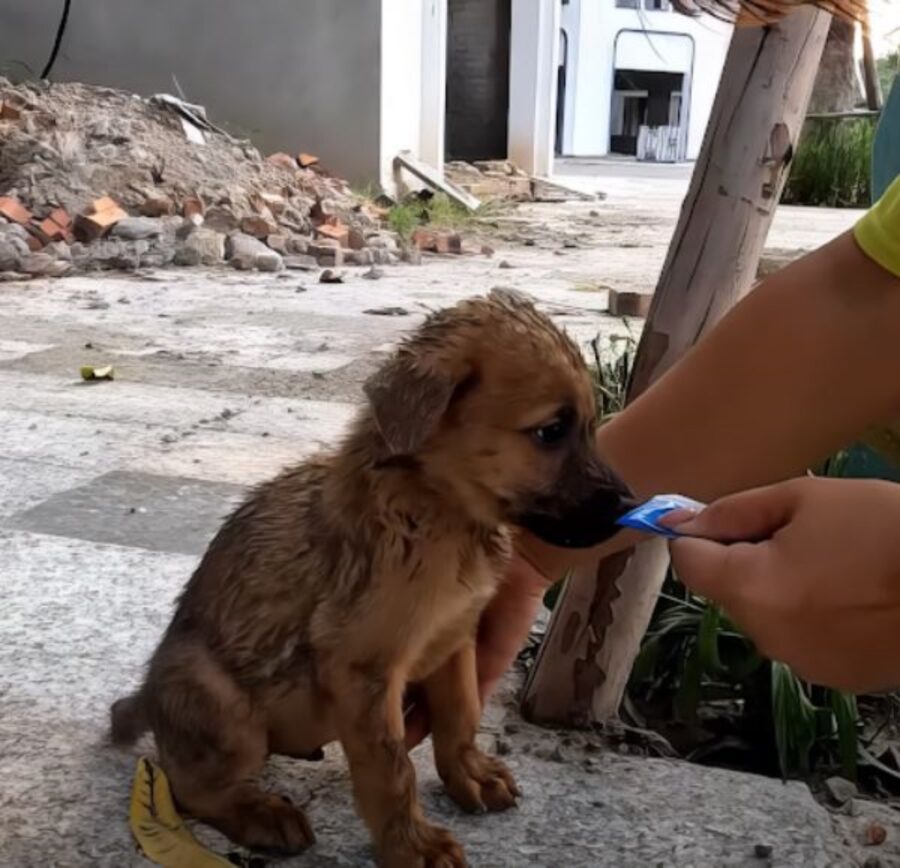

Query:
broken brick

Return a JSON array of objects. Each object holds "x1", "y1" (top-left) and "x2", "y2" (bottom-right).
[
  {"x1": 267, "y1": 152, "x2": 299, "y2": 172},
  {"x1": 0, "y1": 101, "x2": 22, "y2": 122},
  {"x1": 315, "y1": 222, "x2": 350, "y2": 248},
  {"x1": 435, "y1": 232, "x2": 462, "y2": 255},
  {"x1": 240, "y1": 214, "x2": 279, "y2": 239},
  {"x1": 24, "y1": 231, "x2": 44, "y2": 251},
  {"x1": 257, "y1": 192, "x2": 286, "y2": 216},
  {"x1": 0, "y1": 196, "x2": 32, "y2": 225},
  {"x1": 298, "y1": 152, "x2": 319, "y2": 168},
  {"x1": 140, "y1": 194, "x2": 175, "y2": 217},
  {"x1": 348, "y1": 228, "x2": 367, "y2": 251},
  {"x1": 607, "y1": 289, "x2": 652, "y2": 318},
  {"x1": 35, "y1": 207, "x2": 73, "y2": 244},
  {"x1": 411, "y1": 228, "x2": 437, "y2": 252},
  {"x1": 73, "y1": 197, "x2": 127, "y2": 242},
  {"x1": 182, "y1": 196, "x2": 205, "y2": 220}
]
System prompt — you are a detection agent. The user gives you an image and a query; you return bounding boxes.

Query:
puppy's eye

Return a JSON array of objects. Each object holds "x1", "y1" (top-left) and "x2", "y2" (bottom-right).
[{"x1": 532, "y1": 416, "x2": 571, "y2": 447}]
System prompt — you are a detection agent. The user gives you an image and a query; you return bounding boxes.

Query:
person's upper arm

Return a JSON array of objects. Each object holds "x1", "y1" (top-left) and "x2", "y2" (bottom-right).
[{"x1": 854, "y1": 175, "x2": 900, "y2": 279}]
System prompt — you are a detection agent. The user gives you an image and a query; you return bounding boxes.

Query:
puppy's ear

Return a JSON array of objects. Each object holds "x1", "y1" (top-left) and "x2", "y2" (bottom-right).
[{"x1": 364, "y1": 356, "x2": 457, "y2": 456}]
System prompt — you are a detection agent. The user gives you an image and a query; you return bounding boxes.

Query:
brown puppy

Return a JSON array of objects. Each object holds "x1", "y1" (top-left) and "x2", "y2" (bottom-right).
[{"x1": 110, "y1": 289, "x2": 631, "y2": 867}]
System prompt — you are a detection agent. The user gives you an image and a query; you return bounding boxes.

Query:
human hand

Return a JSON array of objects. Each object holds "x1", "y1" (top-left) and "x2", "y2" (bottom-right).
[{"x1": 668, "y1": 477, "x2": 900, "y2": 693}]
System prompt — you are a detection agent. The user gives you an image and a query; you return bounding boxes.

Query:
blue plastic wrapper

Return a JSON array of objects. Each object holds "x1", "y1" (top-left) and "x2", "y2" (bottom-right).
[{"x1": 616, "y1": 494, "x2": 705, "y2": 538}]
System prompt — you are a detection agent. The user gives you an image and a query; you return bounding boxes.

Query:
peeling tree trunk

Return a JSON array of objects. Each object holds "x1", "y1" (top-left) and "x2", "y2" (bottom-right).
[
  {"x1": 522, "y1": 8, "x2": 832, "y2": 727},
  {"x1": 809, "y1": 16, "x2": 861, "y2": 113}
]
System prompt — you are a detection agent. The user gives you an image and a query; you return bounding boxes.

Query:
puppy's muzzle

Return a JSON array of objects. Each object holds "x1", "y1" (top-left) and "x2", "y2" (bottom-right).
[{"x1": 514, "y1": 454, "x2": 635, "y2": 549}]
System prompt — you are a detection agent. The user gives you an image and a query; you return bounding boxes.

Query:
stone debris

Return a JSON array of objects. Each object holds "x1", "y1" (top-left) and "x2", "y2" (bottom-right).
[
  {"x1": 446, "y1": 159, "x2": 601, "y2": 203},
  {"x1": 0, "y1": 78, "x2": 399, "y2": 278}
]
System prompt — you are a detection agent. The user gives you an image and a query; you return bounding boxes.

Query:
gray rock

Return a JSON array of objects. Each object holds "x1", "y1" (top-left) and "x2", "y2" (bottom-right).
[
  {"x1": 266, "y1": 234, "x2": 289, "y2": 254},
  {"x1": 363, "y1": 266, "x2": 384, "y2": 280},
  {"x1": 824, "y1": 776, "x2": 857, "y2": 805},
  {"x1": 20, "y1": 253, "x2": 71, "y2": 277},
  {"x1": 203, "y1": 206, "x2": 239, "y2": 234},
  {"x1": 45, "y1": 241, "x2": 72, "y2": 262},
  {"x1": 0, "y1": 238, "x2": 22, "y2": 271},
  {"x1": 111, "y1": 217, "x2": 164, "y2": 241},
  {"x1": 225, "y1": 232, "x2": 283, "y2": 272},
  {"x1": 83, "y1": 239, "x2": 148, "y2": 271},
  {"x1": 174, "y1": 228, "x2": 224, "y2": 267},
  {"x1": 283, "y1": 254, "x2": 318, "y2": 271},
  {"x1": 286, "y1": 236, "x2": 310, "y2": 255},
  {"x1": 255, "y1": 250, "x2": 284, "y2": 273},
  {"x1": 367, "y1": 232, "x2": 399, "y2": 251},
  {"x1": 345, "y1": 249, "x2": 374, "y2": 266}
]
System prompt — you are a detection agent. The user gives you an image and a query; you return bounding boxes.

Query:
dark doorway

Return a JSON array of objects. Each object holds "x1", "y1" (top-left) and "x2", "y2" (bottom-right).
[
  {"x1": 555, "y1": 29, "x2": 569, "y2": 155},
  {"x1": 610, "y1": 69, "x2": 683, "y2": 156},
  {"x1": 445, "y1": 0, "x2": 511, "y2": 161}
]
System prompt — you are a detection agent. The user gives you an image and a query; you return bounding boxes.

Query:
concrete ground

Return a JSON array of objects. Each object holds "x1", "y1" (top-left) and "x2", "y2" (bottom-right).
[{"x1": 2, "y1": 169, "x2": 893, "y2": 867}]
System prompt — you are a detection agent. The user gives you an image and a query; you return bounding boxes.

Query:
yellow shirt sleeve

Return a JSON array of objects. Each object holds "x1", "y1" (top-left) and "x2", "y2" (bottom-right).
[{"x1": 854, "y1": 174, "x2": 900, "y2": 279}]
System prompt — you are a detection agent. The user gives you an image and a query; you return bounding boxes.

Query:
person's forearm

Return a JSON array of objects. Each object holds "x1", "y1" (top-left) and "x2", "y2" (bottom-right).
[
  {"x1": 521, "y1": 232, "x2": 900, "y2": 578},
  {"x1": 601, "y1": 231, "x2": 900, "y2": 501}
]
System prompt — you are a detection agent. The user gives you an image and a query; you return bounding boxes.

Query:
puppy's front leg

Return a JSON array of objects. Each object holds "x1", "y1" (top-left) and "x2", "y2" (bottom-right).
[
  {"x1": 424, "y1": 642, "x2": 520, "y2": 813},
  {"x1": 333, "y1": 665, "x2": 464, "y2": 868}
]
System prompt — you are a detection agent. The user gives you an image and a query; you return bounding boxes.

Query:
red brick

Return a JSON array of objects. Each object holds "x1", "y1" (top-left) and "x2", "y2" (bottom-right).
[
  {"x1": 298, "y1": 152, "x2": 319, "y2": 168},
  {"x1": 24, "y1": 231, "x2": 44, "y2": 251},
  {"x1": 140, "y1": 195, "x2": 175, "y2": 217},
  {"x1": 267, "y1": 152, "x2": 299, "y2": 171},
  {"x1": 0, "y1": 101, "x2": 22, "y2": 122},
  {"x1": 315, "y1": 222, "x2": 350, "y2": 248},
  {"x1": 435, "y1": 232, "x2": 462, "y2": 255},
  {"x1": 411, "y1": 228, "x2": 437, "y2": 252},
  {"x1": 240, "y1": 214, "x2": 279, "y2": 238},
  {"x1": 37, "y1": 217, "x2": 65, "y2": 242},
  {"x1": 607, "y1": 289, "x2": 652, "y2": 318},
  {"x1": 73, "y1": 197, "x2": 127, "y2": 242},
  {"x1": 0, "y1": 196, "x2": 32, "y2": 225},
  {"x1": 182, "y1": 196, "x2": 205, "y2": 220}
]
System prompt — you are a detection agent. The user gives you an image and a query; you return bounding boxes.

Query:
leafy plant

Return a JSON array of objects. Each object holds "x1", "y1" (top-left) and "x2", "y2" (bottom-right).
[
  {"x1": 387, "y1": 192, "x2": 477, "y2": 241},
  {"x1": 782, "y1": 115, "x2": 875, "y2": 208},
  {"x1": 877, "y1": 50, "x2": 900, "y2": 102}
]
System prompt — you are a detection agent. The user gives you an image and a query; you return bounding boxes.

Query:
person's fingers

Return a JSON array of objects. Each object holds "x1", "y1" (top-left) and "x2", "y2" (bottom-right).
[
  {"x1": 667, "y1": 482, "x2": 801, "y2": 542},
  {"x1": 669, "y1": 537, "x2": 745, "y2": 602}
]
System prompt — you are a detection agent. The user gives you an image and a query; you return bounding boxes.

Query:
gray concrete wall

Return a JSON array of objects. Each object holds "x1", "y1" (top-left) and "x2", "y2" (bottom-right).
[{"x1": 0, "y1": 0, "x2": 382, "y2": 185}]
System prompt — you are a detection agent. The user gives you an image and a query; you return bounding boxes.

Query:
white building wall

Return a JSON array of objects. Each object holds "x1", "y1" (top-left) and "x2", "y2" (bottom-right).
[
  {"x1": 563, "y1": 0, "x2": 731, "y2": 160},
  {"x1": 509, "y1": 0, "x2": 561, "y2": 176}
]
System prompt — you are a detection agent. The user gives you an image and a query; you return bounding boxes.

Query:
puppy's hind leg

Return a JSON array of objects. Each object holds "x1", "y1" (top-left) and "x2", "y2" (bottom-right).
[{"x1": 150, "y1": 645, "x2": 315, "y2": 855}]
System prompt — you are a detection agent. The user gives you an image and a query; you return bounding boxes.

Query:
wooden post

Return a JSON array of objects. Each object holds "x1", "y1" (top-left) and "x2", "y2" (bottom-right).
[{"x1": 522, "y1": 7, "x2": 832, "y2": 726}]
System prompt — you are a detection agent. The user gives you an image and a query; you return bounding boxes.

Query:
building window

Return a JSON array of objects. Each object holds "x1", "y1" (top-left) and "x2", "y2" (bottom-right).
[
  {"x1": 615, "y1": 0, "x2": 640, "y2": 8},
  {"x1": 644, "y1": 0, "x2": 671, "y2": 8}
]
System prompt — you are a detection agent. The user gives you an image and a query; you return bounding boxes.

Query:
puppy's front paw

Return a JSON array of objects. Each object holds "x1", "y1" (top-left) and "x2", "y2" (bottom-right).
[
  {"x1": 380, "y1": 818, "x2": 466, "y2": 868},
  {"x1": 440, "y1": 746, "x2": 520, "y2": 814}
]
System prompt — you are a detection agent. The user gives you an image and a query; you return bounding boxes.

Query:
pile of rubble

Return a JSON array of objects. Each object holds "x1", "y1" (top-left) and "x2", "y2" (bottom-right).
[{"x1": 0, "y1": 79, "x2": 402, "y2": 279}]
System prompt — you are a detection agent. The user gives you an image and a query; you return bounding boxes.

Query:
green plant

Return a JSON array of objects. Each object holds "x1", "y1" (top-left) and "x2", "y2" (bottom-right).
[
  {"x1": 782, "y1": 115, "x2": 875, "y2": 208},
  {"x1": 877, "y1": 49, "x2": 900, "y2": 101},
  {"x1": 589, "y1": 328, "x2": 636, "y2": 421},
  {"x1": 387, "y1": 192, "x2": 477, "y2": 241},
  {"x1": 631, "y1": 577, "x2": 859, "y2": 780}
]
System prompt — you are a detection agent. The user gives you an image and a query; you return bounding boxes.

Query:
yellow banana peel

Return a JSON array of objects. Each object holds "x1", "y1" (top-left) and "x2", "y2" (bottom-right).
[{"x1": 129, "y1": 756, "x2": 233, "y2": 868}]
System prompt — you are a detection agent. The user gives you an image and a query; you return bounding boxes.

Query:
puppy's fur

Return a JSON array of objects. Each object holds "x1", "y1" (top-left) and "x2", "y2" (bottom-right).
[{"x1": 111, "y1": 290, "x2": 630, "y2": 867}]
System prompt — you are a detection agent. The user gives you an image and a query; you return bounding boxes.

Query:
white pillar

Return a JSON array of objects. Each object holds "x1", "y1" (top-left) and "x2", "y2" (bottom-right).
[
  {"x1": 379, "y1": 0, "x2": 425, "y2": 191},
  {"x1": 419, "y1": 0, "x2": 447, "y2": 174},
  {"x1": 508, "y1": 0, "x2": 560, "y2": 177}
]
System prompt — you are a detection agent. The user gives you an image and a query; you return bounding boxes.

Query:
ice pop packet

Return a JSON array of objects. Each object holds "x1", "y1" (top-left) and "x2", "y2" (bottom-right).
[{"x1": 616, "y1": 494, "x2": 705, "y2": 538}]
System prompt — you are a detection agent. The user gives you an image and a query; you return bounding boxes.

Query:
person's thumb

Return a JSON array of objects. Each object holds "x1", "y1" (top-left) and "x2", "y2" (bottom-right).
[
  {"x1": 669, "y1": 537, "x2": 736, "y2": 602},
  {"x1": 666, "y1": 482, "x2": 799, "y2": 543}
]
